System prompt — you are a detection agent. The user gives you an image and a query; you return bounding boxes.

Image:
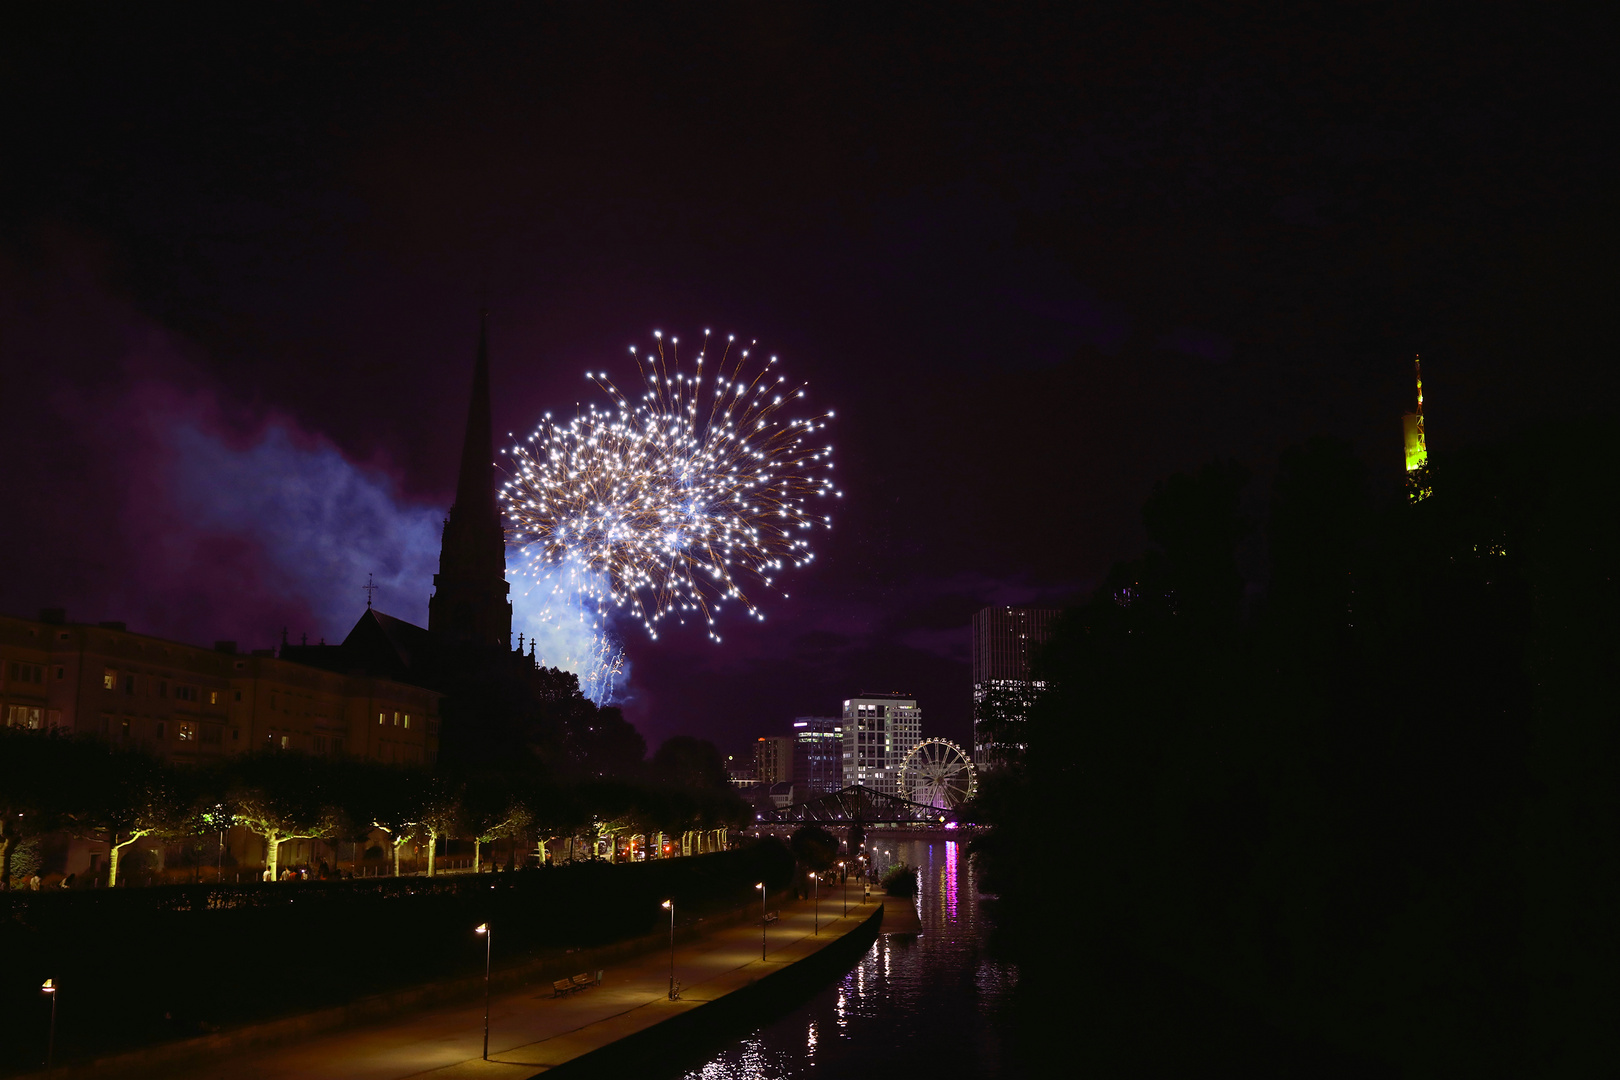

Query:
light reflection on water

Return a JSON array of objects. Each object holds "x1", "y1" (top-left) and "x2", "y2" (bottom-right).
[{"x1": 679, "y1": 839, "x2": 1019, "y2": 1079}]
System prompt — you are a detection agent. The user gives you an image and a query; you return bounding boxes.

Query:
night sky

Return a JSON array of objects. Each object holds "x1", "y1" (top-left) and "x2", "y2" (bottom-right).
[{"x1": 2, "y1": 5, "x2": 1614, "y2": 755}]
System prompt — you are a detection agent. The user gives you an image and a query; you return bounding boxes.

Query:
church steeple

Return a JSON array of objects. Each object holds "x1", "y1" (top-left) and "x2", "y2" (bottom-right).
[{"x1": 429, "y1": 311, "x2": 512, "y2": 650}]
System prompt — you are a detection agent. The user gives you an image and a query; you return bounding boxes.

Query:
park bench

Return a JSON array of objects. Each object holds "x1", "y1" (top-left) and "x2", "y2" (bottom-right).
[
  {"x1": 570, "y1": 971, "x2": 598, "y2": 991},
  {"x1": 552, "y1": 979, "x2": 576, "y2": 997}
]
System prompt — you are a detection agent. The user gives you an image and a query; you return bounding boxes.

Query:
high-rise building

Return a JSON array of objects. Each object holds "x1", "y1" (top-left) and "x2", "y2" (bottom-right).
[
  {"x1": 971, "y1": 605, "x2": 1060, "y2": 769},
  {"x1": 753, "y1": 735, "x2": 795, "y2": 787},
  {"x1": 1402, "y1": 354, "x2": 1431, "y2": 502},
  {"x1": 792, "y1": 716, "x2": 843, "y2": 795},
  {"x1": 841, "y1": 693, "x2": 922, "y2": 797}
]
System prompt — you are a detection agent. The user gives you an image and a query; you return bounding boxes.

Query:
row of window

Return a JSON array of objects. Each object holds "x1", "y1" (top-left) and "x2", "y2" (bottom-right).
[
  {"x1": 4, "y1": 704, "x2": 60, "y2": 729},
  {"x1": 5, "y1": 661, "x2": 45, "y2": 684},
  {"x1": 100, "y1": 668, "x2": 223, "y2": 705},
  {"x1": 378, "y1": 710, "x2": 414, "y2": 729}
]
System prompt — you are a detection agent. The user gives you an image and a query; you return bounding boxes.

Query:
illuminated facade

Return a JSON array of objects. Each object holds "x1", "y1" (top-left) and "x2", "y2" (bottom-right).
[
  {"x1": 971, "y1": 605, "x2": 1060, "y2": 769},
  {"x1": 792, "y1": 716, "x2": 843, "y2": 795},
  {"x1": 1403, "y1": 354, "x2": 1431, "y2": 500},
  {"x1": 841, "y1": 693, "x2": 922, "y2": 797},
  {"x1": 0, "y1": 610, "x2": 441, "y2": 766},
  {"x1": 753, "y1": 734, "x2": 795, "y2": 787}
]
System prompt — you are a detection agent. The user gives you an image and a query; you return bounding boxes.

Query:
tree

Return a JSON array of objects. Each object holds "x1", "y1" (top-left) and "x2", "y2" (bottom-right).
[
  {"x1": 76, "y1": 747, "x2": 197, "y2": 887},
  {"x1": 563, "y1": 704, "x2": 647, "y2": 778},
  {"x1": 414, "y1": 775, "x2": 463, "y2": 877},
  {"x1": 362, "y1": 765, "x2": 421, "y2": 877},
  {"x1": 790, "y1": 824, "x2": 839, "y2": 872},
  {"x1": 972, "y1": 681, "x2": 1046, "y2": 771},
  {"x1": 226, "y1": 753, "x2": 342, "y2": 881},
  {"x1": 0, "y1": 729, "x2": 91, "y2": 889},
  {"x1": 465, "y1": 775, "x2": 532, "y2": 873},
  {"x1": 652, "y1": 735, "x2": 730, "y2": 790}
]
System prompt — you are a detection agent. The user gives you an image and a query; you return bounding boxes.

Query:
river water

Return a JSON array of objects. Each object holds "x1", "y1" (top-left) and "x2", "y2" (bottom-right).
[{"x1": 676, "y1": 837, "x2": 1020, "y2": 1079}]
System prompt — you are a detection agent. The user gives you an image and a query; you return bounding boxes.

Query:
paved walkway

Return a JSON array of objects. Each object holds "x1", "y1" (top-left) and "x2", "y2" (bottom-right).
[{"x1": 143, "y1": 883, "x2": 877, "y2": 1080}]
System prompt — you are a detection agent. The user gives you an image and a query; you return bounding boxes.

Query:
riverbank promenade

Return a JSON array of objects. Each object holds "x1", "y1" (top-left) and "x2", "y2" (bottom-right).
[{"x1": 67, "y1": 885, "x2": 880, "y2": 1080}]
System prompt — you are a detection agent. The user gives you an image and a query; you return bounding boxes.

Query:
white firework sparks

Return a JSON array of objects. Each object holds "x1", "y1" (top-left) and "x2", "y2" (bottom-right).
[{"x1": 502, "y1": 329, "x2": 838, "y2": 644}]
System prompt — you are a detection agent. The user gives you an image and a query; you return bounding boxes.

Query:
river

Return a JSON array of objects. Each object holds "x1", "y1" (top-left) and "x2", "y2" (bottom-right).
[{"x1": 673, "y1": 837, "x2": 1020, "y2": 1079}]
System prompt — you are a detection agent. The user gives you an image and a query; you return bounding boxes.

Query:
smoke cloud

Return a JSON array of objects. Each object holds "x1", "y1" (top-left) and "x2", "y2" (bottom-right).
[{"x1": 0, "y1": 257, "x2": 625, "y2": 699}]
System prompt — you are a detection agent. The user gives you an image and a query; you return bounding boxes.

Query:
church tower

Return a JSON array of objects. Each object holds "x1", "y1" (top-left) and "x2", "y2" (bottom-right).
[{"x1": 429, "y1": 312, "x2": 512, "y2": 650}]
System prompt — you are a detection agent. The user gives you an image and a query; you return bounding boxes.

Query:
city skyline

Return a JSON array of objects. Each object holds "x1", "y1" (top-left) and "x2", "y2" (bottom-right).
[{"x1": 4, "y1": 8, "x2": 1608, "y2": 756}]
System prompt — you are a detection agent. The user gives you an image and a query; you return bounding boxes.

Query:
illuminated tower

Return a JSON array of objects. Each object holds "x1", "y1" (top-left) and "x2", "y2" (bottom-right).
[
  {"x1": 429, "y1": 313, "x2": 513, "y2": 650},
  {"x1": 841, "y1": 694, "x2": 922, "y2": 797},
  {"x1": 1402, "y1": 354, "x2": 1431, "y2": 501},
  {"x1": 971, "y1": 605, "x2": 1059, "y2": 769}
]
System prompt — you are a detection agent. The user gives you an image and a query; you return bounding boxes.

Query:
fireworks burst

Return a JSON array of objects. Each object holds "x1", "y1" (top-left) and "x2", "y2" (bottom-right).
[{"x1": 502, "y1": 329, "x2": 839, "y2": 644}]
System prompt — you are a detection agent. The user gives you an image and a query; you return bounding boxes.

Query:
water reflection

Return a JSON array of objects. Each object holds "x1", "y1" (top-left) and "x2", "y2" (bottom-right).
[{"x1": 678, "y1": 838, "x2": 1016, "y2": 1079}]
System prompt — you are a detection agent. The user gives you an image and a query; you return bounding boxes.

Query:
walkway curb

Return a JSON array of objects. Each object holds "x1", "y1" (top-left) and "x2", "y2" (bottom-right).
[
  {"x1": 490, "y1": 902, "x2": 885, "y2": 1079},
  {"x1": 43, "y1": 894, "x2": 792, "y2": 1080}
]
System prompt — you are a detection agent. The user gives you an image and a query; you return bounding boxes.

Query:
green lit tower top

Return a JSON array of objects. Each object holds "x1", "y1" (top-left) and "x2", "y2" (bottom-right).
[{"x1": 1402, "y1": 354, "x2": 1430, "y2": 500}]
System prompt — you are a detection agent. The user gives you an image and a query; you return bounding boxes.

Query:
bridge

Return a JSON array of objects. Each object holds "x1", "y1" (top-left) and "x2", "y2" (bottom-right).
[{"x1": 753, "y1": 784, "x2": 972, "y2": 827}]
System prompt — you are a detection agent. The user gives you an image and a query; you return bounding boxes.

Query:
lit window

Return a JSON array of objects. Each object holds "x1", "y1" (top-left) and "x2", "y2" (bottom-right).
[
  {"x1": 210, "y1": 691, "x2": 218, "y2": 705},
  {"x1": 393, "y1": 711, "x2": 400, "y2": 726},
  {"x1": 178, "y1": 722, "x2": 195, "y2": 742},
  {"x1": 403, "y1": 714, "x2": 411, "y2": 730},
  {"x1": 6, "y1": 705, "x2": 42, "y2": 729},
  {"x1": 103, "y1": 669, "x2": 116, "y2": 690},
  {"x1": 279, "y1": 735, "x2": 289, "y2": 749},
  {"x1": 378, "y1": 712, "x2": 386, "y2": 725}
]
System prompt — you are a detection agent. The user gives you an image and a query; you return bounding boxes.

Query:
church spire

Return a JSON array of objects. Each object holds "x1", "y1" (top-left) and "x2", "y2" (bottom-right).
[{"x1": 429, "y1": 311, "x2": 512, "y2": 650}]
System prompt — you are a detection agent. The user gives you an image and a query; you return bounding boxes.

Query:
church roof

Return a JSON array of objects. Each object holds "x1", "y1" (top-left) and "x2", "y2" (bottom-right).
[{"x1": 339, "y1": 608, "x2": 437, "y2": 682}]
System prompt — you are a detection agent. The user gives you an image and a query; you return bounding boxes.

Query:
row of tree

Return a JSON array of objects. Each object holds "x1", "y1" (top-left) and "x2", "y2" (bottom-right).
[
  {"x1": 0, "y1": 729, "x2": 750, "y2": 888},
  {"x1": 972, "y1": 423, "x2": 1619, "y2": 1073}
]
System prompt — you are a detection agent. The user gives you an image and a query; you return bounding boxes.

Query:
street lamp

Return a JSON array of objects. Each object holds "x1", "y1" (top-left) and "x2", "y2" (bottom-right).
[
  {"x1": 812, "y1": 871, "x2": 819, "y2": 936},
  {"x1": 474, "y1": 923, "x2": 491, "y2": 1060},
  {"x1": 755, "y1": 882, "x2": 766, "y2": 960},
  {"x1": 40, "y1": 979, "x2": 56, "y2": 1068},
  {"x1": 661, "y1": 900, "x2": 677, "y2": 999},
  {"x1": 838, "y1": 861, "x2": 847, "y2": 916}
]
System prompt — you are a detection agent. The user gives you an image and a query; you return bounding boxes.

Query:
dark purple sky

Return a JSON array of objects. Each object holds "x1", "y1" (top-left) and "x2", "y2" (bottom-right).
[{"x1": 2, "y1": 5, "x2": 1615, "y2": 755}]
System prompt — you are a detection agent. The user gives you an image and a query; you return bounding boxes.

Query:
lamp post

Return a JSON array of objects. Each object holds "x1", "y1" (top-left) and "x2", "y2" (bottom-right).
[
  {"x1": 812, "y1": 871, "x2": 819, "y2": 936},
  {"x1": 755, "y1": 881, "x2": 766, "y2": 960},
  {"x1": 838, "y1": 861, "x2": 847, "y2": 916},
  {"x1": 661, "y1": 900, "x2": 677, "y2": 999},
  {"x1": 40, "y1": 979, "x2": 57, "y2": 1068},
  {"x1": 474, "y1": 923, "x2": 491, "y2": 1060}
]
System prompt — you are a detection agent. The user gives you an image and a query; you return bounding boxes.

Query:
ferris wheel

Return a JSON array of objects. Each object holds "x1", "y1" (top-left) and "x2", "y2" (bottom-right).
[{"x1": 899, "y1": 738, "x2": 978, "y2": 810}]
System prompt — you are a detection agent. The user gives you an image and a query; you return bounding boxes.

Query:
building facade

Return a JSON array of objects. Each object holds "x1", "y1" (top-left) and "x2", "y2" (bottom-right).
[
  {"x1": 971, "y1": 605, "x2": 1060, "y2": 768},
  {"x1": 753, "y1": 735, "x2": 795, "y2": 788},
  {"x1": 0, "y1": 611, "x2": 441, "y2": 766},
  {"x1": 791, "y1": 716, "x2": 843, "y2": 795},
  {"x1": 841, "y1": 693, "x2": 922, "y2": 797}
]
